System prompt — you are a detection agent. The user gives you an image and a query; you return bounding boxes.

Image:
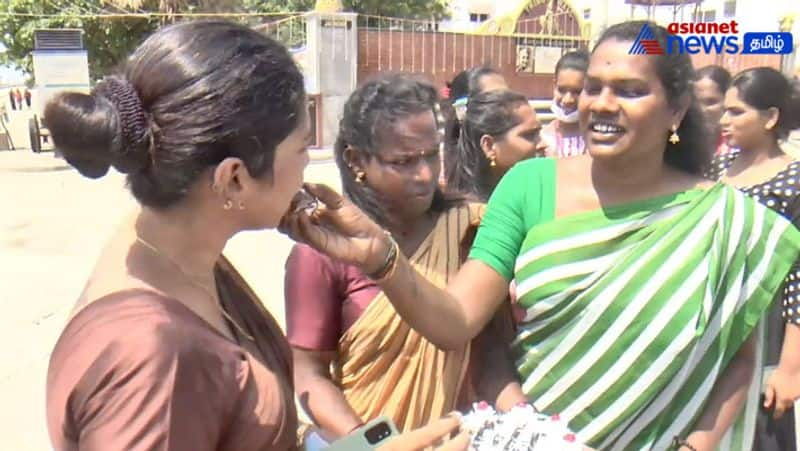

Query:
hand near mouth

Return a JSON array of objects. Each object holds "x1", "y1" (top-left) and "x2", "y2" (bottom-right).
[
  {"x1": 289, "y1": 188, "x2": 319, "y2": 215},
  {"x1": 279, "y1": 183, "x2": 392, "y2": 275}
]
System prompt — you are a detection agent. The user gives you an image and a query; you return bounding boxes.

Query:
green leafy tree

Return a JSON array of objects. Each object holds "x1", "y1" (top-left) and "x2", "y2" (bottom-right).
[
  {"x1": 1, "y1": 0, "x2": 450, "y2": 80},
  {"x1": 1, "y1": 0, "x2": 158, "y2": 79},
  {"x1": 244, "y1": 0, "x2": 449, "y2": 20},
  {"x1": 1, "y1": 0, "x2": 245, "y2": 78}
]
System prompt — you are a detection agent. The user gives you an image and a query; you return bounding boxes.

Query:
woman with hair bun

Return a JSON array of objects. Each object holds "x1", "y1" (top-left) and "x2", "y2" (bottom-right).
[
  {"x1": 44, "y1": 21, "x2": 467, "y2": 451},
  {"x1": 708, "y1": 66, "x2": 800, "y2": 451}
]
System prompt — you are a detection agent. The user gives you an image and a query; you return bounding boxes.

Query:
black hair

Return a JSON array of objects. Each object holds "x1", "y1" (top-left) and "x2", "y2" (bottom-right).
[
  {"x1": 695, "y1": 65, "x2": 732, "y2": 96},
  {"x1": 447, "y1": 90, "x2": 529, "y2": 201},
  {"x1": 594, "y1": 21, "x2": 710, "y2": 175},
  {"x1": 447, "y1": 65, "x2": 503, "y2": 101},
  {"x1": 555, "y1": 50, "x2": 589, "y2": 77},
  {"x1": 334, "y1": 73, "x2": 464, "y2": 225},
  {"x1": 730, "y1": 67, "x2": 800, "y2": 140},
  {"x1": 44, "y1": 21, "x2": 305, "y2": 208},
  {"x1": 443, "y1": 66, "x2": 506, "y2": 170}
]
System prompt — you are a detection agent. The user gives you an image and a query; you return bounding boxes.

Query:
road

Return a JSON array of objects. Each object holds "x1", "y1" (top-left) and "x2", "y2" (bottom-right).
[{"x1": 0, "y1": 150, "x2": 341, "y2": 451}]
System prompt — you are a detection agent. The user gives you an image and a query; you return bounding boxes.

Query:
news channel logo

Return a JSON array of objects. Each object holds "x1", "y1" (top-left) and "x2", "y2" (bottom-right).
[{"x1": 629, "y1": 22, "x2": 792, "y2": 55}]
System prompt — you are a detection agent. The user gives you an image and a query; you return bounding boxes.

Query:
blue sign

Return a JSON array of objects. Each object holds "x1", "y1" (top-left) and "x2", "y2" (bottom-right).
[{"x1": 742, "y1": 33, "x2": 793, "y2": 54}]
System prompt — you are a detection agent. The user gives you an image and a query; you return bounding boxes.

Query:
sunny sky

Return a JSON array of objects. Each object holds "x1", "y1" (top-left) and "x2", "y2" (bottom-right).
[{"x1": 0, "y1": 43, "x2": 26, "y2": 86}]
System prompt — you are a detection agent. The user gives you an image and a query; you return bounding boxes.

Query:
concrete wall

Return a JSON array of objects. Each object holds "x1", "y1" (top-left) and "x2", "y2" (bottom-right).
[{"x1": 306, "y1": 12, "x2": 358, "y2": 148}]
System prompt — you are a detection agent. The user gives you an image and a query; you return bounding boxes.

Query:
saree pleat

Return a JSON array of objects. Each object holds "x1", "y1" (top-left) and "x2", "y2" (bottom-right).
[
  {"x1": 512, "y1": 185, "x2": 800, "y2": 450},
  {"x1": 334, "y1": 204, "x2": 484, "y2": 433}
]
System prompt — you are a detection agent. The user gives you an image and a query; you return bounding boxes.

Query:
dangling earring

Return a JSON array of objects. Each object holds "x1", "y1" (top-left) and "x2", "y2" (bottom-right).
[
  {"x1": 669, "y1": 126, "x2": 680, "y2": 144},
  {"x1": 355, "y1": 170, "x2": 366, "y2": 184},
  {"x1": 237, "y1": 200, "x2": 246, "y2": 210},
  {"x1": 223, "y1": 199, "x2": 233, "y2": 210},
  {"x1": 488, "y1": 154, "x2": 497, "y2": 167}
]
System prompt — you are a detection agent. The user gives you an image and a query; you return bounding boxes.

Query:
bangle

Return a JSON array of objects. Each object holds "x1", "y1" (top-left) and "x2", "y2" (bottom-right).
[
  {"x1": 671, "y1": 436, "x2": 698, "y2": 451},
  {"x1": 368, "y1": 232, "x2": 399, "y2": 282}
]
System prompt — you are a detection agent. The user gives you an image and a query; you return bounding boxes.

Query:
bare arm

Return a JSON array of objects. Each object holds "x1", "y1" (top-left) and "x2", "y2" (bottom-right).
[
  {"x1": 283, "y1": 183, "x2": 521, "y2": 350},
  {"x1": 469, "y1": 304, "x2": 528, "y2": 411},
  {"x1": 764, "y1": 323, "x2": 800, "y2": 418},
  {"x1": 378, "y1": 256, "x2": 512, "y2": 349},
  {"x1": 778, "y1": 323, "x2": 800, "y2": 374},
  {"x1": 293, "y1": 348, "x2": 364, "y2": 439},
  {"x1": 681, "y1": 334, "x2": 757, "y2": 451}
]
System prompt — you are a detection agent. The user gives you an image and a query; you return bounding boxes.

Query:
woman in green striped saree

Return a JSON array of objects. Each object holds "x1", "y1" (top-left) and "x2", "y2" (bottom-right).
[{"x1": 284, "y1": 21, "x2": 800, "y2": 451}]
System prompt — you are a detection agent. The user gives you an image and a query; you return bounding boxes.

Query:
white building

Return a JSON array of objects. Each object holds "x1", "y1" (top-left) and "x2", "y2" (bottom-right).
[
  {"x1": 440, "y1": 0, "x2": 798, "y2": 44},
  {"x1": 439, "y1": 0, "x2": 799, "y2": 73},
  {"x1": 439, "y1": 0, "x2": 522, "y2": 32}
]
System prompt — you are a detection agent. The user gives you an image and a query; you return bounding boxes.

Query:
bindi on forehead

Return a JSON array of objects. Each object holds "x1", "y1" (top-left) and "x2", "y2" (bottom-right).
[
  {"x1": 588, "y1": 62, "x2": 654, "y2": 87},
  {"x1": 384, "y1": 109, "x2": 436, "y2": 133},
  {"x1": 379, "y1": 132, "x2": 440, "y2": 161},
  {"x1": 377, "y1": 146, "x2": 439, "y2": 164},
  {"x1": 591, "y1": 39, "x2": 654, "y2": 71}
]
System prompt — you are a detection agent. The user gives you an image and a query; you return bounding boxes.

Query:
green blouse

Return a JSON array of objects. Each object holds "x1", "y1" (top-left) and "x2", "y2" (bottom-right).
[{"x1": 469, "y1": 158, "x2": 557, "y2": 280}]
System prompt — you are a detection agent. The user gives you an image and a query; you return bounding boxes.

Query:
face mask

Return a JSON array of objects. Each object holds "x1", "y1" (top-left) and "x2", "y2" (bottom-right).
[{"x1": 551, "y1": 102, "x2": 579, "y2": 124}]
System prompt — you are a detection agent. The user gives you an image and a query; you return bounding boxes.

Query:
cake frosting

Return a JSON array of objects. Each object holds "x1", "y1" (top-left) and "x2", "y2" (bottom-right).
[{"x1": 462, "y1": 402, "x2": 584, "y2": 450}]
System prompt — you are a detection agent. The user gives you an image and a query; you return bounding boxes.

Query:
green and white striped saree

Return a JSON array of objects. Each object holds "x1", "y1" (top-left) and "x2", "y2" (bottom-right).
[{"x1": 512, "y1": 184, "x2": 800, "y2": 450}]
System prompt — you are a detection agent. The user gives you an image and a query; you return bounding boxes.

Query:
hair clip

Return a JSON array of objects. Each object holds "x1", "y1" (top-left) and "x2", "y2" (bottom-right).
[{"x1": 452, "y1": 97, "x2": 468, "y2": 107}]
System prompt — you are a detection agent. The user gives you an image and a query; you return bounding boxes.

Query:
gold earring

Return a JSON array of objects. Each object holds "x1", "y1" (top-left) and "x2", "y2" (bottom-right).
[
  {"x1": 238, "y1": 200, "x2": 245, "y2": 210},
  {"x1": 488, "y1": 154, "x2": 497, "y2": 167},
  {"x1": 669, "y1": 126, "x2": 680, "y2": 144},
  {"x1": 355, "y1": 170, "x2": 366, "y2": 184},
  {"x1": 223, "y1": 199, "x2": 233, "y2": 210}
]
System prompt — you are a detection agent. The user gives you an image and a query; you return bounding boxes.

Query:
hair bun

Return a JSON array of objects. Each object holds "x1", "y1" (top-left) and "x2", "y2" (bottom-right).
[{"x1": 92, "y1": 76, "x2": 152, "y2": 173}]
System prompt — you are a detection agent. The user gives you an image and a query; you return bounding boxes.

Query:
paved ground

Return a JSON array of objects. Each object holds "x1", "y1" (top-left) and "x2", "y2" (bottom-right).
[{"x1": 0, "y1": 150, "x2": 340, "y2": 451}]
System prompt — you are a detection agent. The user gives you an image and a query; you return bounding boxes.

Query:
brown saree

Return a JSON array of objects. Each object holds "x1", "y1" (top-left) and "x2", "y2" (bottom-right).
[
  {"x1": 332, "y1": 203, "x2": 485, "y2": 433},
  {"x1": 48, "y1": 256, "x2": 299, "y2": 451}
]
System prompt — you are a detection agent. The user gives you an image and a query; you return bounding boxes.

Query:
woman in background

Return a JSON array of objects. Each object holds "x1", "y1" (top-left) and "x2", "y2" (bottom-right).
[
  {"x1": 446, "y1": 89, "x2": 545, "y2": 201},
  {"x1": 695, "y1": 65, "x2": 732, "y2": 155},
  {"x1": 441, "y1": 66, "x2": 508, "y2": 185},
  {"x1": 540, "y1": 50, "x2": 589, "y2": 158},
  {"x1": 709, "y1": 66, "x2": 800, "y2": 451}
]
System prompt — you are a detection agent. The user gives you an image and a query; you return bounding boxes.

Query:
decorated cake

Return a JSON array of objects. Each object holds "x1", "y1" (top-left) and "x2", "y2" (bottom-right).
[{"x1": 462, "y1": 401, "x2": 585, "y2": 451}]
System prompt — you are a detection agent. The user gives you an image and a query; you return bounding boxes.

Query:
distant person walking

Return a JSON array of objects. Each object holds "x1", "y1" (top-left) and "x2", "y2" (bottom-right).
[
  {"x1": 8, "y1": 89, "x2": 16, "y2": 111},
  {"x1": 24, "y1": 89, "x2": 31, "y2": 109},
  {"x1": 13, "y1": 89, "x2": 22, "y2": 110}
]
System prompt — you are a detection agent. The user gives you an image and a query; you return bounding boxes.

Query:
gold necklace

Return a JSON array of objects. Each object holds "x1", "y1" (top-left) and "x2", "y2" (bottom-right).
[{"x1": 135, "y1": 236, "x2": 255, "y2": 342}]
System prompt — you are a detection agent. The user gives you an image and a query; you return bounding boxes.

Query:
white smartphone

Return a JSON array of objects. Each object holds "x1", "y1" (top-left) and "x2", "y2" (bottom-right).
[{"x1": 325, "y1": 416, "x2": 399, "y2": 451}]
